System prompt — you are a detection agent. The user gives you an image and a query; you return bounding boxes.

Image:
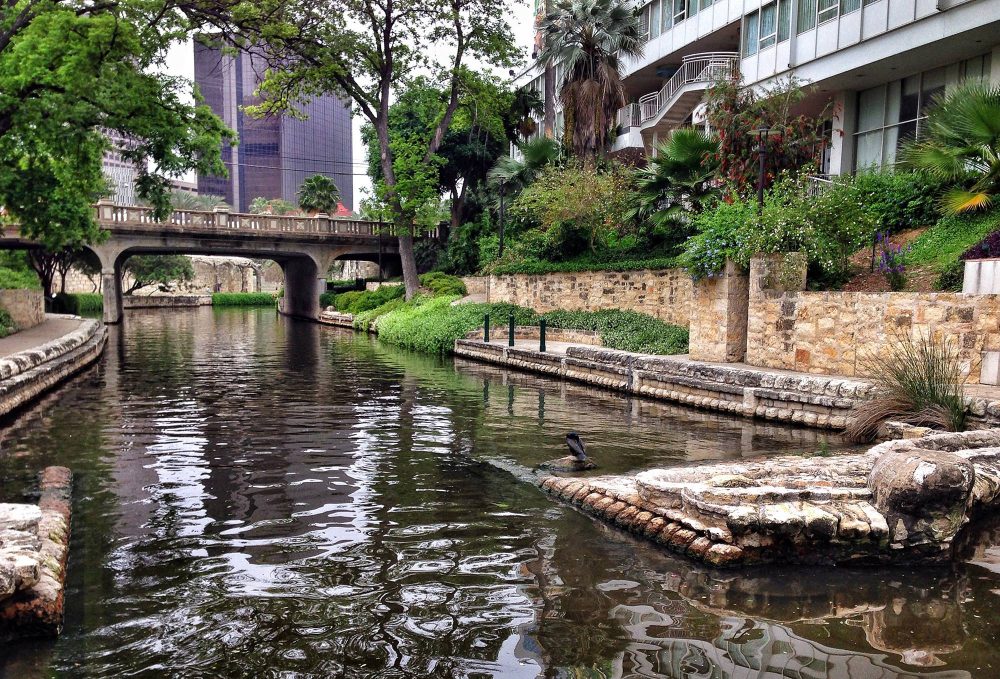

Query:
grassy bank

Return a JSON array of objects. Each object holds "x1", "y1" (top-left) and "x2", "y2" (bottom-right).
[
  {"x1": 211, "y1": 292, "x2": 277, "y2": 306},
  {"x1": 328, "y1": 274, "x2": 689, "y2": 357}
]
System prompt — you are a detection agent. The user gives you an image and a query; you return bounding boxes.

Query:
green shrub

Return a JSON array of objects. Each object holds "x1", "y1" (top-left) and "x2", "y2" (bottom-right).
[
  {"x1": 0, "y1": 267, "x2": 40, "y2": 290},
  {"x1": 490, "y1": 254, "x2": 680, "y2": 276},
  {"x1": 419, "y1": 272, "x2": 467, "y2": 296},
  {"x1": 849, "y1": 171, "x2": 945, "y2": 233},
  {"x1": 352, "y1": 297, "x2": 406, "y2": 331},
  {"x1": 52, "y1": 293, "x2": 102, "y2": 314},
  {"x1": 0, "y1": 308, "x2": 16, "y2": 338},
  {"x1": 935, "y1": 259, "x2": 965, "y2": 291},
  {"x1": 319, "y1": 291, "x2": 336, "y2": 309},
  {"x1": 541, "y1": 309, "x2": 688, "y2": 355},
  {"x1": 332, "y1": 285, "x2": 404, "y2": 313},
  {"x1": 678, "y1": 199, "x2": 755, "y2": 279},
  {"x1": 211, "y1": 292, "x2": 277, "y2": 307},
  {"x1": 908, "y1": 209, "x2": 1000, "y2": 269},
  {"x1": 376, "y1": 296, "x2": 537, "y2": 355}
]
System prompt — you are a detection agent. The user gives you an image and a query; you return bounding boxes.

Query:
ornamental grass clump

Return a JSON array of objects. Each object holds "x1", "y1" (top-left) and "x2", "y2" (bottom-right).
[{"x1": 846, "y1": 332, "x2": 967, "y2": 442}]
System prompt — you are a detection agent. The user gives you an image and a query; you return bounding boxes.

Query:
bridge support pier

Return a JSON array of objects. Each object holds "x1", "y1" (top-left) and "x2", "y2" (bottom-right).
[
  {"x1": 101, "y1": 268, "x2": 123, "y2": 324},
  {"x1": 280, "y1": 256, "x2": 324, "y2": 321}
]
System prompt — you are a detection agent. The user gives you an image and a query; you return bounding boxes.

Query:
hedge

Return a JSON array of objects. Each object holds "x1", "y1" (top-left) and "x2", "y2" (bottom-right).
[
  {"x1": 0, "y1": 308, "x2": 15, "y2": 338},
  {"x1": 0, "y1": 267, "x2": 40, "y2": 290},
  {"x1": 331, "y1": 285, "x2": 404, "y2": 314},
  {"x1": 488, "y1": 255, "x2": 680, "y2": 276},
  {"x1": 212, "y1": 292, "x2": 277, "y2": 306},
  {"x1": 52, "y1": 293, "x2": 103, "y2": 314},
  {"x1": 541, "y1": 309, "x2": 689, "y2": 355}
]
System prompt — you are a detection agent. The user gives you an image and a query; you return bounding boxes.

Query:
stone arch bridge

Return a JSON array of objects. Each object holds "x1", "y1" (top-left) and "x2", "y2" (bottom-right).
[{"x1": 0, "y1": 200, "x2": 416, "y2": 324}]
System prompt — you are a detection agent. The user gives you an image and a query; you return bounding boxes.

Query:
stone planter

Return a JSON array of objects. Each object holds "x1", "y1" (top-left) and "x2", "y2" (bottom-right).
[{"x1": 962, "y1": 258, "x2": 1000, "y2": 294}]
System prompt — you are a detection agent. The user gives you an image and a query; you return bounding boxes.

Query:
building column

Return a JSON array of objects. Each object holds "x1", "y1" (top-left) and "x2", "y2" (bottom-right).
[
  {"x1": 827, "y1": 90, "x2": 856, "y2": 177},
  {"x1": 991, "y1": 46, "x2": 1000, "y2": 87},
  {"x1": 101, "y1": 269, "x2": 122, "y2": 324}
]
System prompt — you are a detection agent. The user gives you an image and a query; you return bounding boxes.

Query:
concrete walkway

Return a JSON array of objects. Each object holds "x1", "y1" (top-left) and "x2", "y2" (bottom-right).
[{"x1": 0, "y1": 316, "x2": 87, "y2": 358}]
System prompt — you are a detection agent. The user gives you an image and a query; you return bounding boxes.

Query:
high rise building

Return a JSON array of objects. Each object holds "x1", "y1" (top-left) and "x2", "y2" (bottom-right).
[
  {"x1": 193, "y1": 43, "x2": 354, "y2": 212},
  {"x1": 519, "y1": 0, "x2": 1000, "y2": 176},
  {"x1": 102, "y1": 130, "x2": 140, "y2": 205}
]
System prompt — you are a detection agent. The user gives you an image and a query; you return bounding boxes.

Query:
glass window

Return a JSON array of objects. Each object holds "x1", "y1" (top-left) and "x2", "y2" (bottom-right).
[
  {"x1": 759, "y1": 3, "x2": 777, "y2": 49},
  {"x1": 687, "y1": 0, "x2": 699, "y2": 18},
  {"x1": 744, "y1": 10, "x2": 759, "y2": 56},
  {"x1": 841, "y1": 0, "x2": 861, "y2": 13},
  {"x1": 856, "y1": 130, "x2": 883, "y2": 168},
  {"x1": 650, "y1": 0, "x2": 661, "y2": 38},
  {"x1": 857, "y1": 85, "x2": 886, "y2": 133},
  {"x1": 920, "y1": 67, "x2": 946, "y2": 114},
  {"x1": 817, "y1": 0, "x2": 838, "y2": 23},
  {"x1": 640, "y1": 5, "x2": 651, "y2": 39},
  {"x1": 778, "y1": 0, "x2": 791, "y2": 41},
  {"x1": 797, "y1": 0, "x2": 817, "y2": 33},
  {"x1": 661, "y1": 0, "x2": 673, "y2": 32},
  {"x1": 673, "y1": 0, "x2": 686, "y2": 24}
]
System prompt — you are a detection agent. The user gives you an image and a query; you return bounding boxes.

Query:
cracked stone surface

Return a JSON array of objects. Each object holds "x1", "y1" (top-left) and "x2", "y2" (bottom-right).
[{"x1": 540, "y1": 429, "x2": 1000, "y2": 567}]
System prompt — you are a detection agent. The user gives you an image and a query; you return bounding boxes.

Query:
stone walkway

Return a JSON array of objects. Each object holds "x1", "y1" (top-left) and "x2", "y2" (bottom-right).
[{"x1": 0, "y1": 316, "x2": 87, "y2": 358}]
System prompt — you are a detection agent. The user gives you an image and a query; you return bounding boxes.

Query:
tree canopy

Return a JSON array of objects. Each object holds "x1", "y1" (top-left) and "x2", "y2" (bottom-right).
[
  {"x1": 122, "y1": 255, "x2": 195, "y2": 295},
  {"x1": 0, "y1": 0, "x2": 233, "y2": 253},
  {"x1": 297, "y1": 174, "x2": 341, "y2": 214}
]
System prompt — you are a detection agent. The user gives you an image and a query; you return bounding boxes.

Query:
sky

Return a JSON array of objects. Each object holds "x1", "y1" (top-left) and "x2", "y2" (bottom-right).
[{"x1": 164, "y1": 2, "x2": 538, "y2": 209}]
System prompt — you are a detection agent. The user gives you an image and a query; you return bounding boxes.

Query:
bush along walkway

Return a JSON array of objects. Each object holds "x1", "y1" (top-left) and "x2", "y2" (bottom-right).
[{"x1": 540, "y1": 429, "x2": 1000, "y2": 568}]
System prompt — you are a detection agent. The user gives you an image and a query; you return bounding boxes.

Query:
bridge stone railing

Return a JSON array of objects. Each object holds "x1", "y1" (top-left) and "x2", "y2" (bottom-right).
[{"x1": 94, "y1": 202, "x2": 424, "y2": 239}]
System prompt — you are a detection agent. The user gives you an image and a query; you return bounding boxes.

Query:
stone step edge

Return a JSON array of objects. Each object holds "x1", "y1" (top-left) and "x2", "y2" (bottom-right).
[
  {"x1": 0, "y1": 466, "x2": 72, "y2": 641},
  {"x1": 0, "y1": 318, "x2": 101, "y2": 382}
]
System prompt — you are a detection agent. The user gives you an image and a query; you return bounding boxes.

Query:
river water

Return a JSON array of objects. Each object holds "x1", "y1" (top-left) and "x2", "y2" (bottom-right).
[{"x1": 1, "y1": 307, "x2": 999, "y2": 678}]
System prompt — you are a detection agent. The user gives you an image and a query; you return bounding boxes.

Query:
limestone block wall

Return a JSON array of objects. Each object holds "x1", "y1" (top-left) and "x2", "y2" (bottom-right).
[
  {"x1": 0, "y1": 289, "x2": 44, "y2": 329},
  {"x1": 462, "y1": 269, "x2": 692, "y2": 326},
  {"x1": 746, "y1": 291, "x2": 1000, "y2": 383},
  {"x1": 688, "y1": 262, "x2": 749, "y2": 363}
]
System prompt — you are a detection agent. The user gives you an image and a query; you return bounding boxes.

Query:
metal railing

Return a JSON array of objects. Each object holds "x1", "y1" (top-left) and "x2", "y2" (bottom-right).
[
  {"x1": 634, "y1": 52, "x2": 739, "y2": 126},
  {"x1": 91, "y1": 202, "x2": 429, "y2": 239},
  {"x1": 617, "y1": 102, "x2": 641, "y2": 129}
]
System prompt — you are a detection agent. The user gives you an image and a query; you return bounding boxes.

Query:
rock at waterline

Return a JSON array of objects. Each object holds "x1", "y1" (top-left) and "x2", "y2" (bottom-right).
[{"x1": 539, "y1": 455, "x2": 598, "y2": 472}]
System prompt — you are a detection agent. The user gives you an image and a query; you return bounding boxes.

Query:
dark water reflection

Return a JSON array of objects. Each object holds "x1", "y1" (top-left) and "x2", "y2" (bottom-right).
[{"x1": 0, "y1": 307, "x2": 998, "y2": 677}]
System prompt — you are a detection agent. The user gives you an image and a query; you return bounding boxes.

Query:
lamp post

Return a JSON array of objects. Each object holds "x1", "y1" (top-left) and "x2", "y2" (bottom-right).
[
  {"x1": 753, "y1": 126, "x2": 783, "y2": 213},
  {"x1": 498, "y1": 179, "x2": 507, "y2": 259}
]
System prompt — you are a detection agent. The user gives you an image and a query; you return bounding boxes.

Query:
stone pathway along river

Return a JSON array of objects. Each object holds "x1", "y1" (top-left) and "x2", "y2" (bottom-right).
[{"x1": 1, "y1": 307, "x2": 999, "y2": 676}]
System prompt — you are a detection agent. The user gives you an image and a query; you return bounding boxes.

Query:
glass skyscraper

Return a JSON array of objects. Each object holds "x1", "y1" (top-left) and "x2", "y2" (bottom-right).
[{"x1": 194, "y1": 43, "x2": 354, "y2": 212}]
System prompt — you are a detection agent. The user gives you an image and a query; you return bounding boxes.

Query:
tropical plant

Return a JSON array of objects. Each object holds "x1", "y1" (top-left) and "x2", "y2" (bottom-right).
[
  {"x1": 506, "y1": 87, "x2": 544, "y2": 141},
  {"x1": 630, "y1": 128, "x2": 720, "y2": 249},
  {"x1": 169, "y1": 191, "x2": 229, "y2": 211},
  {"x1": 539, "y1": 0, "x2": 644, "y2": 160},
  {"x1": 488, "y1": 137, "x2": 563, "y2": 198},
  {"x1": 296, "y1": 174, "x2": 341, "y2": 214},
  {"x1": 706, "y1": 77, "x2": 830, "y2": 195},
  {"x1": 900, "y1": 83, "x2": 1000, "y2": 214},
  {"x1": 846, "y1": 332, "x2": 968, "y2": 441}
]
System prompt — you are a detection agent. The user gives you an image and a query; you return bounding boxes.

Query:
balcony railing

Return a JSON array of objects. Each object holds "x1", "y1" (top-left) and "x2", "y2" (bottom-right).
[
  {"x1": 634, "y1": 52, "x2": 739, "y2": 126},
  {"x1": 617, "y1": 103, "x2": 641, "y2": 129}
]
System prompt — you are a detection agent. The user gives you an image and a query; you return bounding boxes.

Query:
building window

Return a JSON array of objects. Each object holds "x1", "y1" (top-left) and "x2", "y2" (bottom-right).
[
  {"x1": 797, "y1": 0, "x2": 866, "y2": 33},
  {"x1": 650, "y1": 0, "x2": 661, "y2": 38},
  {"x1": 743, "y1": 1, "x2": 792, "y2": 55},
  {"x1": 853, "y1": 64, "x2": 958, "y2": 170},
  {"x1": 672, "y1": 0, "x2": 686, "y2": 24}
]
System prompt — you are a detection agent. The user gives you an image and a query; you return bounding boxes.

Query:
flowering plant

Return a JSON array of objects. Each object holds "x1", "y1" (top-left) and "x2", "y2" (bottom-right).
[{"x1": 875, "y1": 231, "x2": 909, "y2": 291}]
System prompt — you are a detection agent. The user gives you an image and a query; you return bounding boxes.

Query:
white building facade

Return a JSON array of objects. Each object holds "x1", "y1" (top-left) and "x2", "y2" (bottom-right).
[{"x1": 519, "y1": 0, "x2": 1000, "y2": 175}]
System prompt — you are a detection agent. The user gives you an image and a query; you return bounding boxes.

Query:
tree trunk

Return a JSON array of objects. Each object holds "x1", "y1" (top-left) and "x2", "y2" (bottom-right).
[
  {"x1": 544, "y1": 63, "x2": 556, "y2": 138},
  {"x1": 398, "y1": 231, "x2": 419, "y2": 299}
]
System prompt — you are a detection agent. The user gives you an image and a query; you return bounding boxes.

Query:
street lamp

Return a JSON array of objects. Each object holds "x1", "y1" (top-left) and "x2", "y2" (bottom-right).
[
  {"x1": 498, "y1": 178, "x2": 507, "y2": 258},
  {"x1": 753, "y1": 125, "x2": 783, "y2": 212}
]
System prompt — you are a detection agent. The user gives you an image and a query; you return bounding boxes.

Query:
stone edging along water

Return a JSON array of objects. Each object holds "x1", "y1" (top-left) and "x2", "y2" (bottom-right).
[
  {"x1": 0, "y1": 318, "x2": 107, "y2": 418},
  {"x1": 540, "y1": 429, "x2": 1000, "y2": 568},
  {"x1": 0, "y1": 466, "x2": 72, "y2": 640}
]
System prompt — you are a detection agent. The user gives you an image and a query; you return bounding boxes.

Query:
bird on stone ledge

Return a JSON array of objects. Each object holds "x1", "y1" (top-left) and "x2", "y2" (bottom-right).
[{"x1": 566, "y1": 432, "x2": 588, "y2": 462}]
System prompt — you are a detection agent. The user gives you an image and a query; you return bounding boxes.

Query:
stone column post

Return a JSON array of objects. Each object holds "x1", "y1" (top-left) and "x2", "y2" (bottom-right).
[
  {"x1": 101, "y1": 269, "x2": 122, "y2": 324},
  {"x1": 688, "y1": 260, "x2": 750, "y2": 363},
  {"x1": 95, "y1": 198, "x2": 115, "y2": 223},
  {"x1": 212, "y1": 204, "x2": 230, "y2": 228}
]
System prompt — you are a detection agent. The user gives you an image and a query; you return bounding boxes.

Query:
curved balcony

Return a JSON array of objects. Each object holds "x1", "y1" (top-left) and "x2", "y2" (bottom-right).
[{"x1": 633, "y1": 52, "x2": 739, "y2": 129}]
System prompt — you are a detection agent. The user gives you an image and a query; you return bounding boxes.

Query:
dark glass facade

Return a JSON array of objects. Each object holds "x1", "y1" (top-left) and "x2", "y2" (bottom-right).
[{"x1": 194, "y1": 43, "x2": 354, "y2": 212}]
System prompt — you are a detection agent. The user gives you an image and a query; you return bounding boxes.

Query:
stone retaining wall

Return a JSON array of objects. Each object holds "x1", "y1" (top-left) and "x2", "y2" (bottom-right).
[
  {"x1": 454, "y1": 339, "x2": 874, "y2": 429},
  {"x1": 122, "y1": 295, "x2": 212, "y2": 309},
  {"x1": 746, "y1": 290, "x2": 1000, "y2": 384},
  {"x1": 0, "y1": 290, "x2": 44, "y2": 330},
  {"x1": 0, "y1": 318, "x2": 107, "y2": 418},
  {"x1": 462, "y1": 269, "x2": 691, "y2": 327}
]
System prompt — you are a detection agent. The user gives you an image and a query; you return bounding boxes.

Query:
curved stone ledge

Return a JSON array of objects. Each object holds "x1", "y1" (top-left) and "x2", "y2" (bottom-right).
[
  {"x1": 0, "y1": 319, "x2": 107, "y2": 419},
  {"x1": 540, "y1": 429, "x2": 1000, "y2": 568}
]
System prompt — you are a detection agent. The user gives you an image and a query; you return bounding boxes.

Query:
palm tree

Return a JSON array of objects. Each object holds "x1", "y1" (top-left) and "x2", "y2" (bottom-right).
[
  {"x1": 297, "y1": 174, "x2": 342, "y2": 214},
  {"x1": 630, "y1": 128, "x2": 720, "y2": 247},
  {"x1": 539, "y1": 0, "x2": 644, "y2": 161},
  {"x1": 487, "y1": 137, "x2": 562, "y2": 198},
  {"x1": 507, "y1": 88, "x2": 544, "y2": 142},
  {"x1": 900, "y1": 83, "x2": 1000, "y2": 214}
]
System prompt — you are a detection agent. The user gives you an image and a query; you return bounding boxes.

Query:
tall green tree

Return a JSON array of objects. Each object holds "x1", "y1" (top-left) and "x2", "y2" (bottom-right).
[
  {"x1": 539, "y1": 0, "x2": 643, "y2": 161},
  {"x1": 487, "y1": 137, "x2": 562, "y2": 199},
  {"x1": 0, "y1": 0, "x2": 233, "y2": 256},
  {"x1": 297, "y1": 174, "x2": 342, "y2": 214},
  {"x1": 232, "y1": 0, "x2": 519, "y2": 299},
  {"x1": 901, "y1": 83, "x2": 1000, "y2": 214}
]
